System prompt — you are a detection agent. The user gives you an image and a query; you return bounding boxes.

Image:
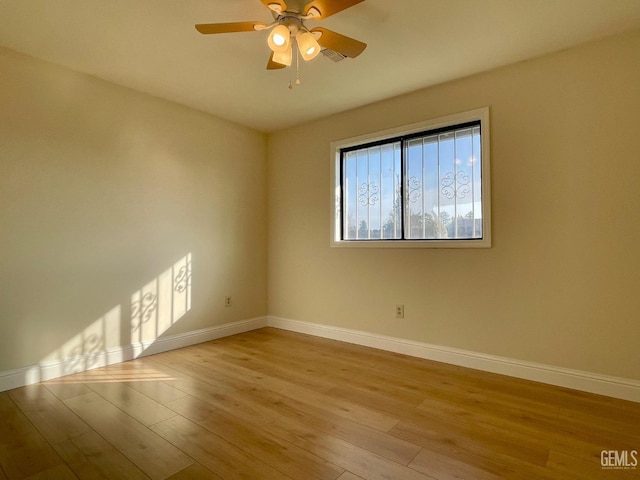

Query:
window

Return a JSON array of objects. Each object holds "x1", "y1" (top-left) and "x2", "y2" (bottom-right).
[{"x1": 331, "y1": 108, "x2": 490, "y2": 248}]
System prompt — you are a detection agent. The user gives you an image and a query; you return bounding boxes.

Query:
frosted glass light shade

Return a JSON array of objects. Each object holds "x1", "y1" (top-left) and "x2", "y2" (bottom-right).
[
  {"x1": 268, "y1": 25, "x2": 291, "y2": 52},
  {"x1": 272, "y1": 46, "x2": 293, "y2": 66},
  {"x1": 297, "y1": 31, "x2": 321, "y2": 61}
]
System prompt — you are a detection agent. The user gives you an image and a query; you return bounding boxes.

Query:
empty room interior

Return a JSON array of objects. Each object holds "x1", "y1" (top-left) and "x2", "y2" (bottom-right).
[{"x1": 1, "y1": 0, "x2": 639, "y2": 479}]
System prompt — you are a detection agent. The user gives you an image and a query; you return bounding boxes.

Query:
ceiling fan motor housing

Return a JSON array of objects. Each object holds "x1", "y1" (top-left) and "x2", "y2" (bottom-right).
[{"x1": 279, "y1": 15, "x2": 305, "y2": 38}]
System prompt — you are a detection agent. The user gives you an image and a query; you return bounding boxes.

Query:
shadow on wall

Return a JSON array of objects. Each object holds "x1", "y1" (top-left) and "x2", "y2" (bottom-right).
[
  {"x1": 24, "y1": 253, "x2": 192, "y2": 384},
  {"x1": 130, "y1": 253, "x2": 192, "y2": 354}
]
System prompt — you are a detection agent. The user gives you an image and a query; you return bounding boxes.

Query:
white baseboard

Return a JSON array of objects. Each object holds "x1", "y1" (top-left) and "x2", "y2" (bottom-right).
[
  {"x1": 266, "y1": 316, "x2": 640, "y2": 403},
  {"x1": 0, "y1": 317, "x2": 267, "y2": 393},
  {"x1": 2, "y1": 314, "x2": 638, "y2": 403}
]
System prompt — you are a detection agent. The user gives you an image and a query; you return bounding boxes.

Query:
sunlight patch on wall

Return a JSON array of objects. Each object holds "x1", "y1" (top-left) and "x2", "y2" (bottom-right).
[
  {"x1": 130, "y1": 253, "x2": 192, "y2": 354},
  {"x1": 35, "y1": 305, "x2": 122, "y2": 381},
  {"x1": 29, "y1": 254, "x2": 192, "y2": 384}
]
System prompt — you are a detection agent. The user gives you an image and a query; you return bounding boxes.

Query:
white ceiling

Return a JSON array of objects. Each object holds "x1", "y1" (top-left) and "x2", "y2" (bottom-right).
[{"x1": 1, "y1": 0, "x2": 640, "y2": 132}]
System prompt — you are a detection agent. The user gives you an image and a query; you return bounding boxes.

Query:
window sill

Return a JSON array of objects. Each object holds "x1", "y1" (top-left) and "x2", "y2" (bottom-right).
[{"x1": 330, "y1": 238, "x2": 491, "y2": 249}]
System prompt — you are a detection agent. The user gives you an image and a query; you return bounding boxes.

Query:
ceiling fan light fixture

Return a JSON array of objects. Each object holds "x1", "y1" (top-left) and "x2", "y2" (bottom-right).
[
  {"x1": 272, "y1": 45, "x2": 293, "y2": 66},
  {"x1": 194, "y1": 0, "x2": 368, "y2": 72},
  {"x1": 268, "y1": 24, "x2": 290, "y2": 52},
  {"x1": 297, "y1": 31, "x2": 321, "y2": 61}
]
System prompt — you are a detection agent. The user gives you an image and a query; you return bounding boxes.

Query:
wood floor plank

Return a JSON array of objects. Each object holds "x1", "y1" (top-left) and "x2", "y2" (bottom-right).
[
  {"x1": 63, "y1": 392, "x2": 192, "y2": 480},
  {"x1": 151, "y1": 415, "x2": 297, "y2": 480},
  {"x1": 327, "y1": 384, "x2": 426, "y2": 420},
  {"x1": 43, "y1": 381, "x2": 92, "y2": 401},
  {"x1": 53, "y1": 430, "x2": 150, "y2": 480},
  {"x1": 559, "y1": 392, "x2": 640, "y2": 424},
  {"x1": 101, "y1": 361, "x2": 179, "y2": 382},
  {"x1": 179, "y1": 344, "x2": 339, "y2": 393},
  {"x1": 219, "y1": 332, "x2": 379, "y2": 372},
  {"x1": 119, "y1": 379, "x2": 189, "y2": 406},
  {"x1": 165, "y1": 463, "x2": 223, "y2": 480},
  {"x1": 389, "y1": 415, "x2": 549, "y2": 471},
  {"x1": 292, "y1": 411, "x2": 421, "y2": 467},
  {"x1": 416, "y1": 393, "x2": 558, "y2": 447},
  {"x1": 409, "y1": 448, "x2": 505, "y2": 480},
  {"x1": 215, "y1": 334, "x2": 425, "y2": 405},
  {"x1": 553, "y1": 405, "x2": 640, "y2": 447},
  {"x1": 336, "y1": 473, "x2": 365, "y2": 480},
  {"x1": 0, "y1": 432, "x2": 62, "y2": 479},
  {"x1": 412, "y1": 392, "x2": 612, "y2": 469},
  {"x1": 45, "y1": 370, "x2": 114, "y2": 383},
  {"x1": 0, "y1": 393, "x2": 64, "y2": 479},
  {"x1": 164, "y1": 374, "x2": 279, "y2": 427},
  {"x1": 138, "y1": 355, "x2": 282, "y2": 427},
  {"x1": 86, "y1": 381, "x2": 177, "y2": 427},
  {"x1": 214, "y1": 354, "x2": 400, "y2": 432},
  {"x1": 231, "y1": 387, "x2": 421, "y2": 466},
  {"x1": 9, "y1": 385, "x2": 90, "y2": 444},
  {"x1": 264, "y1": 415, "x2": 433, "y2": 480},
  {"x1": 412, "y1": 375, "x2": 639, "y2": 465},
  {"x1": 165, "y1": 394, "x2": 344, "y2": 480},
  {"x1": 388, "y1": 420, "x2": 579, "y2": 480},
  {"x1": 22, "y1": 463, "x2": 77, "y2": 480},
  {"x1": 150, "y1": 354, "x2": 414, "y2": 466},
  {"x1": 153, "y1": 349, "x2": 399, "y2": 433}
]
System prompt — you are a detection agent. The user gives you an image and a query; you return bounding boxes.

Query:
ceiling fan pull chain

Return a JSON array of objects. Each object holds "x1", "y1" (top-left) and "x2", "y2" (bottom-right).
[
  {"x1": 295, "y1": 42, "x2": 301, "y2": 86},
  {"x1": 288, "y1": 42, "x2": 301, "y2": 89}
]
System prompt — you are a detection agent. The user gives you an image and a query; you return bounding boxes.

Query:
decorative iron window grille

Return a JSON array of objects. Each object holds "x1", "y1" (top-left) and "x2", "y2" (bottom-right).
[{"x1": 337, "y1": 117, "x2": 488, "y2": 244}]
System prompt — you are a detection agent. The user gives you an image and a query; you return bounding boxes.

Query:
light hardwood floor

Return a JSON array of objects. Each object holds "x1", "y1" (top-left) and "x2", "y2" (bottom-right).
[{"x1": 1, "y1": 327, "x2": 639, "y2": 479}]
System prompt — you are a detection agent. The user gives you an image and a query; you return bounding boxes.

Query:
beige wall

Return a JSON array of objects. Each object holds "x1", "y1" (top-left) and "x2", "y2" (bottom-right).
[
  {"x1": 267, "y1": 30, "x2": 640, "y2": 380},
  {"x1": 0, "y1": 48, "x2": 267, "y2": 372}
]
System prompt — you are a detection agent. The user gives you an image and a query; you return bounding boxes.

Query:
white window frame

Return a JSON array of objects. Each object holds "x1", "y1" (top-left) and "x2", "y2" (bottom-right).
[{"x1": 330, "y1": 107, "x2": 491, "y2": 248}]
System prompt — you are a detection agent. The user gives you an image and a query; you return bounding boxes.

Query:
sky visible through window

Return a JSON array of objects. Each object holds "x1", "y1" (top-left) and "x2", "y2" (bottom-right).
[{"x1": 342, "y1": 124, "x2": 482, "y2": 240}]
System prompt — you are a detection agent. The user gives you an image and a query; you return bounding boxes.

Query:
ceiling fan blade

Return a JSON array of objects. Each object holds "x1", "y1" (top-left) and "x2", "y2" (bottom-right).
[
  {"x1": 260, "y1": 0, "x2": 288, "y2": 13},
  {"x1": 195, "y1": 22, "x2": 267, "y2": 34},
  {"x1": 267, "y1": 52, "x2": 287, "y2": 70},
  {"x1": 304, "y1": 0, "x2": 365, "y2": 19},
  {"x1": 311, "y1": 27, "x2": 366, "y2": 58}
]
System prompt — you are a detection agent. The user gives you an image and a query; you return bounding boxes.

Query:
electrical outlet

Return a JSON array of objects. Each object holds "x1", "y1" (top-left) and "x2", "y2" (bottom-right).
[
  {"x1": 395, "y1": 304, "x2": 404, "y2": 318},
  {"x1": 224, "y1": 296, "x2": 232, "y2": 307}
]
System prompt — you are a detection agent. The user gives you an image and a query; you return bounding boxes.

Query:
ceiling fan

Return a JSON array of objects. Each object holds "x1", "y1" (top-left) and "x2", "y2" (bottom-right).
[{"x1": 195, "y1": 0, "x2": 367, "y2": 70}]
